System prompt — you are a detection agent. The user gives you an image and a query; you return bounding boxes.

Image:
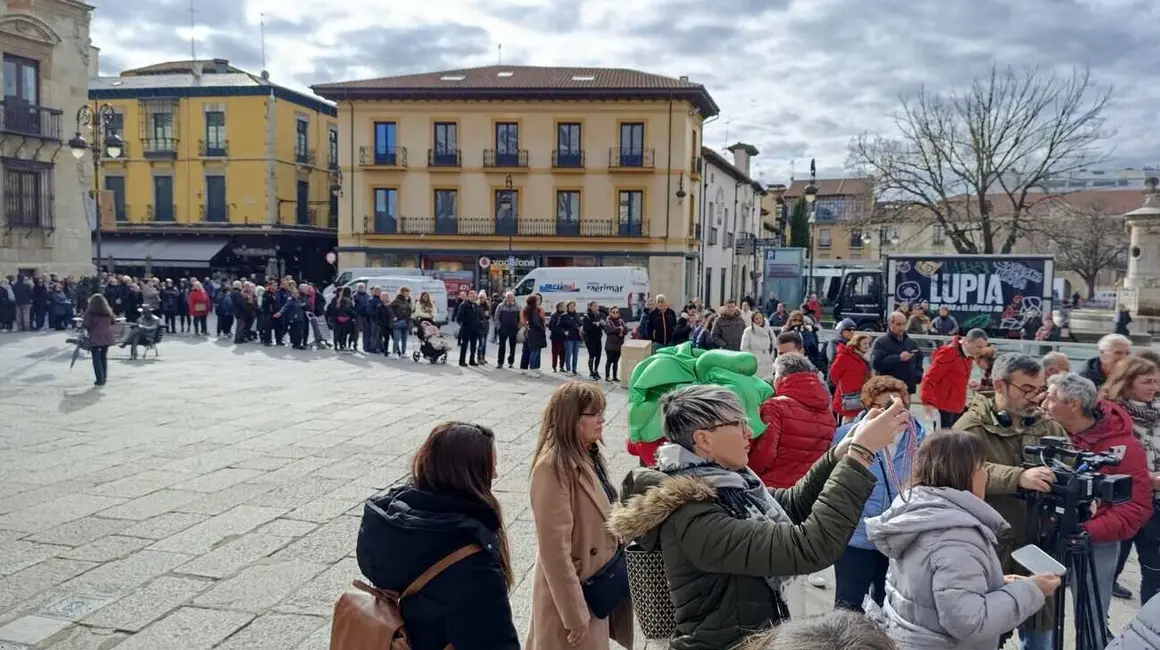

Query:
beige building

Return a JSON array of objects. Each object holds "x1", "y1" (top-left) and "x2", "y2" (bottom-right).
[
  {"x1": 0, "y1": 0, "x2": 93, "y2": 278},
  {"x1": 782, "y1": 177, "x2": 878, "y2": 260},
  {"x1": 312, "y1": 65, "x2": 718, "y2": 303}
]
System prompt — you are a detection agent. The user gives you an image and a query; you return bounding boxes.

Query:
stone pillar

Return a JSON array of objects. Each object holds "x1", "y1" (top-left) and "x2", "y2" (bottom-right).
[{"x1": 1118, "y1": 177, "x2": 1160, "y2": 332}]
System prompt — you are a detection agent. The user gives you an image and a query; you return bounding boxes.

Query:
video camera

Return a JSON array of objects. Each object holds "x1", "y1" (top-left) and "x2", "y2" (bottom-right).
[{"x1": 1021, "y1": 436, "x2": 1132, "y2": 555}]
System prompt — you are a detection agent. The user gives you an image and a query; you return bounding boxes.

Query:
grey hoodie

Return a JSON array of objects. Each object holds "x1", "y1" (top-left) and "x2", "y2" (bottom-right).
[{"x1": 865, "y1": 486, "x2": 1045, "y2": 650}]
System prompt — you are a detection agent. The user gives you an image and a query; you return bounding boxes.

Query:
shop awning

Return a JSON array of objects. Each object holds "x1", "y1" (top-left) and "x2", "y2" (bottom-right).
[{"x1": 95, "y1": 239, "x2": 229, "y2": 268}]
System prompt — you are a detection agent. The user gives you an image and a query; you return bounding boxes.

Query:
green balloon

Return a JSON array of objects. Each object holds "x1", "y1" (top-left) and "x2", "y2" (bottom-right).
[{"x1": 627, "y1": 345, "x2": 774, "y2": 444}]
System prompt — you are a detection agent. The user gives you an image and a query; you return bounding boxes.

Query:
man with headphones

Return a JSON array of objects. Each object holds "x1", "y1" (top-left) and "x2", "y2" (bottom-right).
[{"x1": 954, "y1": 352, "x2": 1068, "y2": 649}]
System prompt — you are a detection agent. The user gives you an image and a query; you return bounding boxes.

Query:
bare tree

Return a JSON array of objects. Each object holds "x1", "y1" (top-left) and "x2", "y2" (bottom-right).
[
  {"x1": 1031, "y1": 200, "x2": 1128, "y2": 299},
  {"x1": 847, "y1": 65, "x2": 1113, "y2": 254}
]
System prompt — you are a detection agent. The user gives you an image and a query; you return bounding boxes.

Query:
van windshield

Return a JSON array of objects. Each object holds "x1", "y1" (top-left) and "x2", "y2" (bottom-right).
[
  {"x1": 335, "y1": 272, "x2": 352, "y2": 287},
  {"x1": 514, "y1": 277, "x2": 535, "y2": 296}
]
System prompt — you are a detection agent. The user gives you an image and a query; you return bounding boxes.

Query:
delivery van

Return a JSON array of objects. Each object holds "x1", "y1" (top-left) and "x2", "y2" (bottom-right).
[
  {"x1": 325, "y1": 267, "x2": 424, "y2": 302},
  {"x1": 512, "y1": 267, "x2": 650, "y2": 321},
  {"x1": 339, "y1": 276, "x2": 450, "y2": 325}
]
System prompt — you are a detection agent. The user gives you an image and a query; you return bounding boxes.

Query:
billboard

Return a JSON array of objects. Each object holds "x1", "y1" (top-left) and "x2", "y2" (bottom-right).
[{"x1": 888, "y1": 256, "x2": 1052, "y2": 331}]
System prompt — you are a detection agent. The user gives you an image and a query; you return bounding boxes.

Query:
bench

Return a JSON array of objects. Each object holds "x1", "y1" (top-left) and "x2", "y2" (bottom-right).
[{"x1": 131, "y1": 325, "x2": 165, "y2": 358}]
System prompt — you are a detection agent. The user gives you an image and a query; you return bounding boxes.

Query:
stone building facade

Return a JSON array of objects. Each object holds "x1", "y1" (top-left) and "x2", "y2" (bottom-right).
[{"x1": 0, "y1": 0, "x2": 94, "y2": 278}]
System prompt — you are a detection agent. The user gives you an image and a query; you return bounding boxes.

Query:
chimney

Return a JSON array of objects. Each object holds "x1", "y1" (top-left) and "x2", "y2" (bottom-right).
[
  {"x1": 679, "y1": 75, "x2": 689, "y2": 83},
  {"x1": 726, "y1": 142, "x2": 760, "y2": 178},
  {"x1": 212, "y1": 58, "x2": 229, "y2": 74},
  {"x1": 190, "y1": 60, "x2": 202, "y2": 84},
  {"x1": 88, "y1": 45, "x2": 100, "y2": 78},
  {"x1": 260, "y1": 70, "x2": 270, "y2": 81}
]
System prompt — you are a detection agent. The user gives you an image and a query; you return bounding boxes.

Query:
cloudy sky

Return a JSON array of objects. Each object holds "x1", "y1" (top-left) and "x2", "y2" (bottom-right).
[{"x1": 88, "y1": 0, "x2": 1160, "y2": 184}]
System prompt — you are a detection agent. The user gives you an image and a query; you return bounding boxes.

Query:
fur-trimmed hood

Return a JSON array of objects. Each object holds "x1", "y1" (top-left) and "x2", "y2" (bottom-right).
[{"x1": 607, "y1": 469, "x2": 717, "y2": 550}]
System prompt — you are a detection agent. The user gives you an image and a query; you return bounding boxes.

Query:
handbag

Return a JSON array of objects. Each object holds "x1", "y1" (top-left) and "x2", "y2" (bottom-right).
[
  {"x1": 840, "y1": 392, "x2": 862, "y2": 412},
  {"x1": 580, "y1": 546, "x2": 629, "y2": 619},
  {"x1": 624, "y1": 543, "x2": 676, "y2": 638},
  {"x1": 330, "y1": 543, "x2": 480, "y2": 650},
  {"x1": 516, "y1": 325, "x2": 526, "y2": 344}
]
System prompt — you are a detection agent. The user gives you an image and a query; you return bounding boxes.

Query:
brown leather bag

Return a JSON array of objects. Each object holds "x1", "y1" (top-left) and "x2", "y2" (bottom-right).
[{"x1": 330, "y1": 544, "x2": 482, "y2": 650}]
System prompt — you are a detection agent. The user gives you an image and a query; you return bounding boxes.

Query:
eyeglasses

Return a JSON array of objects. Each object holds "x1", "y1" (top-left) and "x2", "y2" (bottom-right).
[
  {"x1": 1010, "y1": 383, "x2": 1047, "y2": 398},
  {"x1": 706, "y1": 420, "x2": 750, "y2": 434}
]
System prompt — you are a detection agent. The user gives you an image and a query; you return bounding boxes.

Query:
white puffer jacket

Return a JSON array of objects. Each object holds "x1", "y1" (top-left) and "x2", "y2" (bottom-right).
[{"x1": 740, "y1": 323, "x2": 775, "y2": 381}]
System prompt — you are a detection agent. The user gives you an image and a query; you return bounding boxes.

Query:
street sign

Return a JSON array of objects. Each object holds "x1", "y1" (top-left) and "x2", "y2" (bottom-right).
[{"x1": 479, "y1": 256, "x2": 491, "y2": 269}]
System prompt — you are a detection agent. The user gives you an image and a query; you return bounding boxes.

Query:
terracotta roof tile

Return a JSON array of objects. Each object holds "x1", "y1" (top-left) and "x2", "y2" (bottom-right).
[
  {"x1": 782, "y1": 177, "x2": 873, "y2": 198},
  {"x1": 312, "y1": 65, "x2": 719, "y2": 116}
]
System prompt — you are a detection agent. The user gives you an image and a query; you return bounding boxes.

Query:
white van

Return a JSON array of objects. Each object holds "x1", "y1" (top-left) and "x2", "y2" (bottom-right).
[
  {"x1": 340, "y1": 276, "x2": 450, "y2": 325},
  {"x1": 325, "y1": 267, "x2": 424, "y2": 302},
  {"x1": 512, "y1": 267, "x2": 650, "y2": 321}
]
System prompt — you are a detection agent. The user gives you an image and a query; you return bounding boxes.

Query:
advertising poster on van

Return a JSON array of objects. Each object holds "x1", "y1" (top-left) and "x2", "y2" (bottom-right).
[{"x1": 889, "y1": 256, "x2": 1052, "y2": 331}]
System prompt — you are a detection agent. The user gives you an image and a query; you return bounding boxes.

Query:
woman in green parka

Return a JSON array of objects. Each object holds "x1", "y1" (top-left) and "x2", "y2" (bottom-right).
[{"x1": 609, "y1": 384, "x2": 909, "y2": 650}]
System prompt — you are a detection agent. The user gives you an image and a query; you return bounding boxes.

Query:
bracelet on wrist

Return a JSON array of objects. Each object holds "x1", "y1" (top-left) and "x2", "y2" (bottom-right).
[{"x1": 848, "y1": 442, "x2": 874, "y2": 458}]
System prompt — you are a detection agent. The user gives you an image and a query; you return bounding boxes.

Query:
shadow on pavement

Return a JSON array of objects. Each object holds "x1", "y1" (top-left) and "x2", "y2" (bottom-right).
[{"x1": 59, "y1": 386, "x2": 104, "y2": 413}]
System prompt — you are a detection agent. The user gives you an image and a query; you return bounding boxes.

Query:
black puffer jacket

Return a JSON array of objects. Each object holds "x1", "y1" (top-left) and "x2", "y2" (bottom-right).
[{"x1": 356, "y1": 486, "x2": 519, "y2": 650}]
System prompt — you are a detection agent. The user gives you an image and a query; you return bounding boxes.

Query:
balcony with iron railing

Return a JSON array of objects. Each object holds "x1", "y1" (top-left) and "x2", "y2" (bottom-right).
[
  {"x1": 0, "y1": 100, "x2": 63, "y2": 140},
  {"x1": 199, "y1": 139, "x2": 229, "y2": 157},
  {"x1": 200, "y1": 204, "x2": 231, "y2": 223},
  {"x1": 608, "y1": 147, "x2": 655, "y2": 170},
  {"x1": 142, "y1": 138, "x2": 178, "y2": 160},
  {"x1": 364, "y1": 215, "x2": 648, "y2": 238},
  {"x1": 427, "y1": 148, "x2": 462, "y2": 168},
  {"x1": 552, "y1": 150, "x2": 585, "y2": 170},
  {"x1": 295, "y1": 148, "x2": 316, "y2": 165},
  {"x1": 483, "y1": 149, "x2": 529, "y2": 169},
  {"x1": 358, "y1": 146, "x2": 408, "y2": 168},
  {"x1": 146, "y1": 204, "x2": 177, "y2": 222}
]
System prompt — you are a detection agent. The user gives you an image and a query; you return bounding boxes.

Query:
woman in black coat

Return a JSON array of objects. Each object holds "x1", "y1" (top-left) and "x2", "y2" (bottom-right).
[{"x1": 356, "y1": 422, "x2": 519, "y2": 650}]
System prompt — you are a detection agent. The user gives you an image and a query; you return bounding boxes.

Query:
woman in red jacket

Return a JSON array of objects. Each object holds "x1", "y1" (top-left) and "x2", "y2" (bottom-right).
[
  {"x1": 187, "y1": 281, "x2": 211, "y2": 336},
  {"x1": 750, "y1": 353, "x2": 836, "y2": 488},
  {"x1": 918, "y1": 329, "x2": 989, "y2": 429},
  {"x1": 829, "y1": 333, "x2": 872, "y2": 422}
]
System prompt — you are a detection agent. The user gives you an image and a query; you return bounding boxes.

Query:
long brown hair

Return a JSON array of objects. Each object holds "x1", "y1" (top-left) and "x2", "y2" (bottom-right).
[
  {"x1": 411, "y1": 422, "x2": 513, "y2": 589},
  {"x1": 533, "y1": 382, "x2": 608, "y2": 479},
  {"x1": 910, "y1": 430, "x2": 985, "y2": 492},
  {"x1": 1103, "y1": 356, "x2": 1160, "y2": 403},
  {"x1": 86, "y1": 293, "x2": 113, "y2": 317}
]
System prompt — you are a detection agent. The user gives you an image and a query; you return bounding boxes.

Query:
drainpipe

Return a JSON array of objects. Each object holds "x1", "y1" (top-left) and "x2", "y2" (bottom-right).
[
  {"x1": 696, "y1": 115, "x2": 717, "y2": 301},
  {"x1": 347, "y1": 90, "x2": 355, "y2": 256},
  {"x1": 731, "y1": 181, "x2": 740, "y2": 298},
  {"x1": 664, "y1": 91, "x2": 674, "y2": 242}
]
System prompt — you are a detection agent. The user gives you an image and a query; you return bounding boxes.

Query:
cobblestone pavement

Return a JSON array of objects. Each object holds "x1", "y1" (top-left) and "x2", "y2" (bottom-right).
[{"x1": 0, "y1": 330, "x2": 1145, "y2": 649}]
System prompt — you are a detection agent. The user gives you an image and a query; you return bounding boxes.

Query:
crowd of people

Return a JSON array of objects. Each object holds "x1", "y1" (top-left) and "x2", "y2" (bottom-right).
[{"x1": 344, "y1": 312, "x2": 1160, "y2": 650}]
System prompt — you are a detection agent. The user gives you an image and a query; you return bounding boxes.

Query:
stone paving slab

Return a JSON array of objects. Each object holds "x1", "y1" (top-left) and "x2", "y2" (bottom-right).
[{"x1": 0, "y1": 330, "x2": 1149, "y2": 649}]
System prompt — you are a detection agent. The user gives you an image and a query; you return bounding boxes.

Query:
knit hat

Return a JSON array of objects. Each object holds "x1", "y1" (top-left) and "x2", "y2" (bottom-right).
[{"x1": 836, "y1": 318, "x2": 857, "y2": 332}]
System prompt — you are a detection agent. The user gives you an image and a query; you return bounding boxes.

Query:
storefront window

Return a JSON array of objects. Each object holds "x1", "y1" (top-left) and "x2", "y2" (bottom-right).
[
  {"x1": 543, "y1": 255, "x2": 598, "y2": 267},
  {"x1": 367, "y1": 253, "x2": 419, "y2": 268},
  {"x1": 602, "y1": 255, "x2": 648, "y2": 268},
  {"x1": 423, "y1": 255, "x2": 475, "y2": 300},
  {"x1": 485, "y1": 255, "x2": 538, "y2": 296}
]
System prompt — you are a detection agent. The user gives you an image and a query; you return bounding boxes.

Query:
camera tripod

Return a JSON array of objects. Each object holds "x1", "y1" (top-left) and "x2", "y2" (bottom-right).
[{"x1": 1049, "y1": 531, "x2": 1108, "y2": 650}]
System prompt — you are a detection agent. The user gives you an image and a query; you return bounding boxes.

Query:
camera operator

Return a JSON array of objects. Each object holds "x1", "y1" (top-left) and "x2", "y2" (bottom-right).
[
  {"x1": 954, "y1": 353, "x2": 1067, "y2": 649},
  {"x1": 1042, "y1": 372, "x2": 1152, "y2": 630}
]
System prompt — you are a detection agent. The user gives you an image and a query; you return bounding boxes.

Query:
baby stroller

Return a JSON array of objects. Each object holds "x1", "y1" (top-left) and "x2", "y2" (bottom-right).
[
  {"x1": 306, "y1": 313, "x2": 332, "y2": 350},
  {"x1": 412, "y1": 319, "x2": 450, "y2": 364}
]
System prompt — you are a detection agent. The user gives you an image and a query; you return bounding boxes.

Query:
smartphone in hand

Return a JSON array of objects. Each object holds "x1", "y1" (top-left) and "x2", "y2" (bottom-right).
[{"x1": 1012, "y1": 544, "x2": 1067, "y2": 577}]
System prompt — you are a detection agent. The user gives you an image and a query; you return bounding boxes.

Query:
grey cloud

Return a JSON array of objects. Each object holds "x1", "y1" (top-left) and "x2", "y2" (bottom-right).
[
  {"x1": 483, "y1": 0, "x2": 583, "y2": 33},
  {"x1": 300, "y1": 24, "x2": 492, "y2": 85},
  {"x1": 90, "y1": 0, "x2": 248, "y2": 31}
]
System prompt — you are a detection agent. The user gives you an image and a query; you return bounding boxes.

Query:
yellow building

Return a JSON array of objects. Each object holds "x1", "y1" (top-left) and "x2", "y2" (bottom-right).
[
  {"x1": 312, "y1": 65, "x2": 719, "y2": 302},
  {"x1": 87, "y1": 58, "x2": 339, "y2": 280}
]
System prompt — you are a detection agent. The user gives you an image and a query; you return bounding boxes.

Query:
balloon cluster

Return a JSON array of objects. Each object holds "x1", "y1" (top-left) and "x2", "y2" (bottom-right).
[{"x1": 626, "y1": 342, "x2": 774, "y2": 464}]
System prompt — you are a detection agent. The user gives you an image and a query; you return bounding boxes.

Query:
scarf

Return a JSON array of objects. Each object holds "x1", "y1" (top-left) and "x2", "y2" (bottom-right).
[
  {"x1": 655, "y1": 443, "x2": 794, "y2": 596},
  {"x1": 1123, "y1": 400, "x2": 1160, "y2": 475}
]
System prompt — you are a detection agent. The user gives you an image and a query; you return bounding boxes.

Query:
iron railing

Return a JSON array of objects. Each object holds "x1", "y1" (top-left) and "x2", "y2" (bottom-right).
[
  {"x1": 358, "y1": 146, "x2": 408, "y2": 167},
  {"x1": 200, "y1": 204, "x2": 230, "y2": 223},
  {"x1": 0, "y1": 100, "x2": 63, "y2": 140},
  {"x1": 483, "y1": 149, "x2": 529, "y2": 168},
  {"x1": 146, "y1": 204, "x2": 177, "y2": 222},
  {"x1": 142, "y1": 138, "x2": 178, "y2": 159},
  {"x1": 427, "y1": 148, "x2": 461, "y2": 167},
  {"x1": 295, "y1": 148, "x2": 316, "y2": 165},
  {"x1": 552, "y1": 150, "x2": 585, "y2": 169},
  {"x1": 365, "y1": 215, "x2": 648, "y2": 237},
  {"x1": 609, "y1": 147, "x2": 655, "y2": 169}
]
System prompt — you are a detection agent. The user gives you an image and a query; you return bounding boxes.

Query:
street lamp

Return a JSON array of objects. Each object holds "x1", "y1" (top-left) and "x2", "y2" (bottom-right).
[
  {"x1": 803, "y1": 158, "x2": 818, "y2": 297},
  {"x1": 70, "y1": 103, "x2": 124, "y2": 275}
]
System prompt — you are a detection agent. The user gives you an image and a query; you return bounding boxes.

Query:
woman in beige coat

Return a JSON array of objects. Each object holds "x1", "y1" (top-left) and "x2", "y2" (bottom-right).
[{"x1": 526, "y1": 381, "x2": 633, "y2": 650}]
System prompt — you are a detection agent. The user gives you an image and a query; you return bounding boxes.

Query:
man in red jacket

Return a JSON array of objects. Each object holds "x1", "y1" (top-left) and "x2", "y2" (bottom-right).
[
  {"x1": 1043, "y1": 372, "x2": 1152, "y2": 630},
  {"x1": 919, "y1": 328, "x2": 990, "y2": 429},
  {"x1": 750, "y1": 353, "x2": 836, "y2": 489}
]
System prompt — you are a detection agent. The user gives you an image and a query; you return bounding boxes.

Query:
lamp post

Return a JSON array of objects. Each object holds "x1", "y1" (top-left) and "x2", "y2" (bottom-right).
[
  {"x1": 803, "y1": 158, "x2": 818, "y2": 298},
  {"x1": 69, "y1": 103, "x2": 124, "y2": 275},
  {"x1": 862, "y1": 227, "x2": 900, "y2": 257}
]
